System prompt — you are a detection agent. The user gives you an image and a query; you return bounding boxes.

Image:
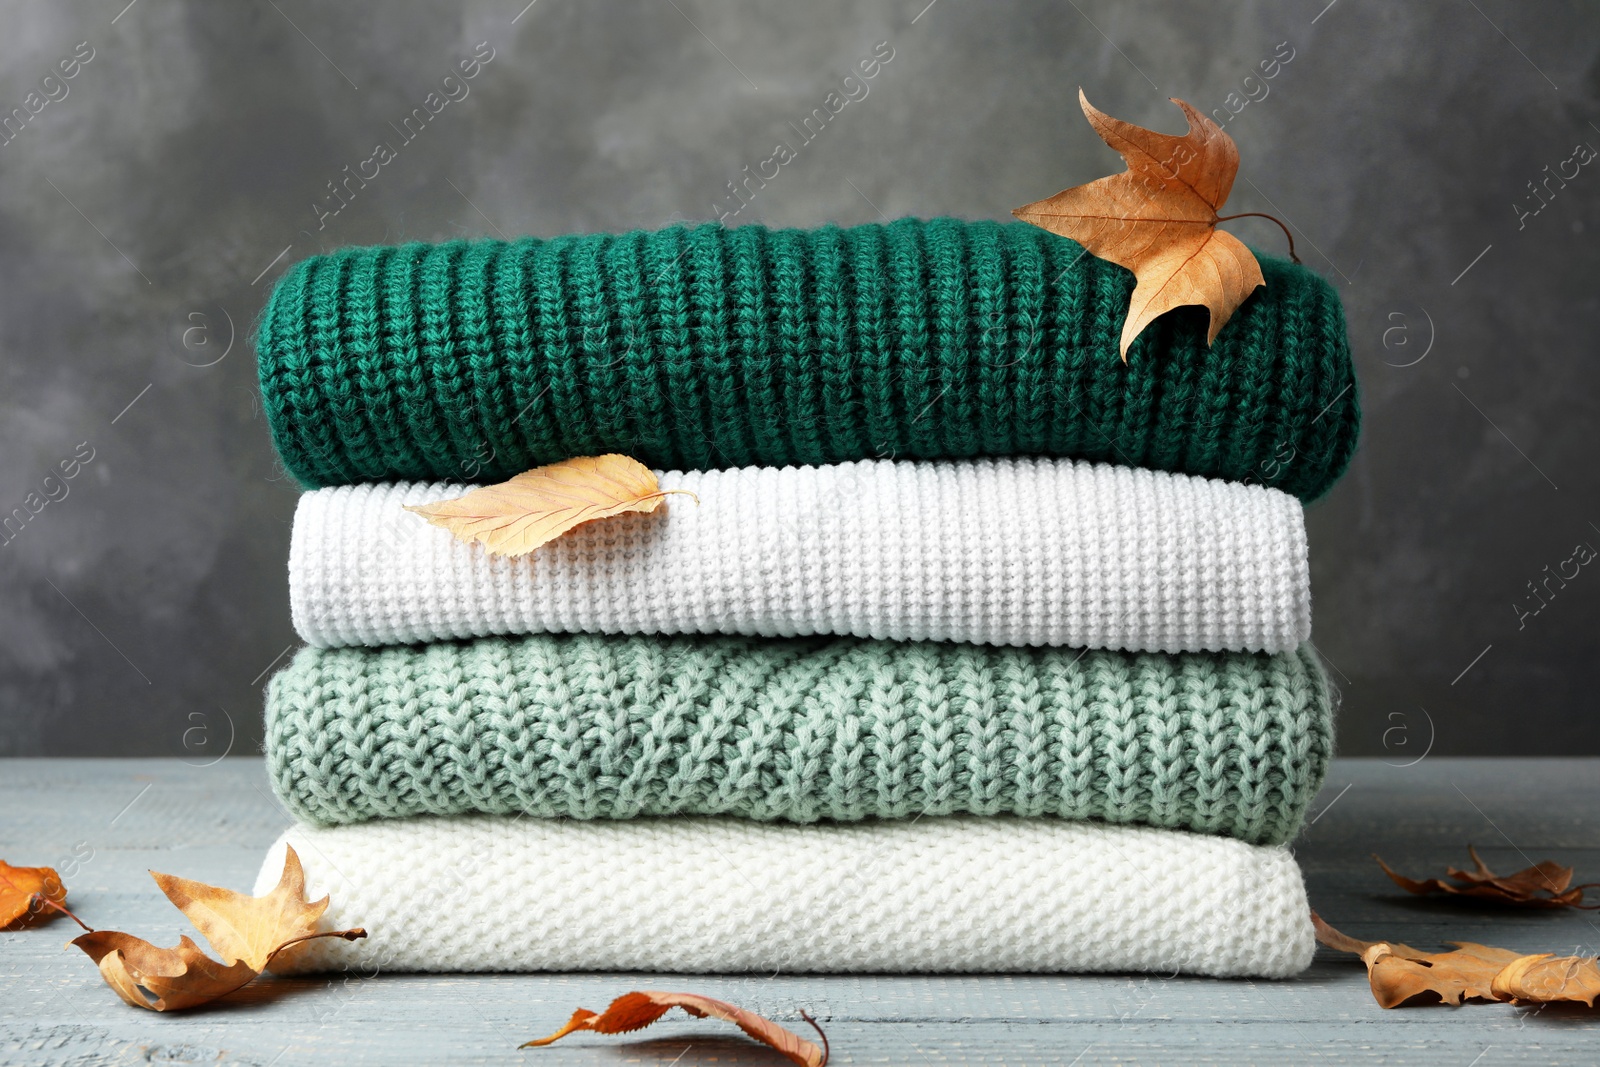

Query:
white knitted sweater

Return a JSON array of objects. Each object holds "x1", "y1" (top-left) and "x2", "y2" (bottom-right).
[
  {"x1": 290, "y1": 456, "x2": 1310, "y2": 653},
  {"x1": 256, "y1": 815, "x2": 1314, "y2": 977}
]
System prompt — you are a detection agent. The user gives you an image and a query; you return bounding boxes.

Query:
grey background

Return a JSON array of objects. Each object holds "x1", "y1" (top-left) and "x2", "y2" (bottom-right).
[{"x1": 0, "y1": 0, "x2": 1595, "y2": 758}]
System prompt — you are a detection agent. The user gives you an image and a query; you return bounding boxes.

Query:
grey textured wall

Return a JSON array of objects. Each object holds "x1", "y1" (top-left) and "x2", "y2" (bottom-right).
[{"x1": 1, "y1": 0, "x2": 1596, "y2": 758}]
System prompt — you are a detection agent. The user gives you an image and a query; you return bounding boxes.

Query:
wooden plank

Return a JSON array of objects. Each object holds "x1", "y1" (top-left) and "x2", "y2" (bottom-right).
[{"x1": 2, "y1": 758, "x2": 1599, "y2": 1065}]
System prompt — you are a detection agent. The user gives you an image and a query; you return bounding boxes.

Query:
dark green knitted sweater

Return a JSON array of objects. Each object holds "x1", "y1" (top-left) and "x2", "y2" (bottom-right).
[{"x1": 257, "y1": 218, "x2": 1359, "y2": 500}]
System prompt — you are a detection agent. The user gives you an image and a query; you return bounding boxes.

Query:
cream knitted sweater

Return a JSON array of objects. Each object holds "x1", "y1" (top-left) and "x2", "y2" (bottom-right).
[
  {"x1": 257, "y1": 815, "x2": 1314, "y2": 977},
  {"x1": 290, "y1": 456, "x2": 1310, "y2": 653}
]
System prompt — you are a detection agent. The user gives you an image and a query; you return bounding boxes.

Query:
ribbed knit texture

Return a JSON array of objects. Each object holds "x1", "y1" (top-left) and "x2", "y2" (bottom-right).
[
  {"x1": 265, "y1": 632, "x2": 1332, "y2": 845},
  {"x1": 290, "y1": 457, "x2": 1311, "y2": 653},
  {"x1": 256, "y1": 218, "x2": 1360, "y2": 502},
  {"x1": 256, "y1": 815, "x2": 1315, "y2": 976}
]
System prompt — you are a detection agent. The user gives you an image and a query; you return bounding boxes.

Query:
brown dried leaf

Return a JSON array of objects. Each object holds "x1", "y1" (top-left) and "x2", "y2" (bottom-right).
[
  {"x1": 1491, "y1": 954, "x2": 1600, "y2": 1006},
  {"x1": 71, "y1": 845, "x2": 365, "y2": 1012},
  {"x1": 1376, "y1": 846, "x2": 1599, "y2": 909},
  {"x1": 1313, "y1": 912, "x2": 1523, "y2": 1008},
  {"x1": 405, "y1": 454, "x2": 696, "y2": 558},
  {"x1": 0, "y1": 860, "x2": 67, "y2": 929},
  {"x1": 1364, "y1": 943, "x2": 1527, "y2": 1009},
  {"x1": 73, "y1": 932, "x2": 261, "y2": 1012},
  {"x1": 1309, "y1": 911, "x2": 1420, "y2": 958},
  {"x1": 1013, "y1": 90, "x2": 1267, "y2": 361},
  {"x1": 521, "y1": 991, "x2": 828, "y2": 1066}
]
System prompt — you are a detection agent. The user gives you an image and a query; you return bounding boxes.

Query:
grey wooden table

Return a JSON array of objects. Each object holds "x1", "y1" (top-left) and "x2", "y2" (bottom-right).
[{"x1": 3, "y1": 758, "x2": 1598, "y2": 1066}]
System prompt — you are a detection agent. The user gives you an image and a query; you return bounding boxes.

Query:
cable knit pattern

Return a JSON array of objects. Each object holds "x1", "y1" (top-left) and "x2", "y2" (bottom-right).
[
  {"x1": 265, "y1": 632, "x2": 1331, "y2": 845},
  {"x1": 256, "y1": 815, "x2": 1314, "y2": 976},
  {"x1": 290, "y1": 456, "x2": 1311, "y2": 653},
  {"x1": 256, "y1": 218, "x2": 1360, "y2": 502}
]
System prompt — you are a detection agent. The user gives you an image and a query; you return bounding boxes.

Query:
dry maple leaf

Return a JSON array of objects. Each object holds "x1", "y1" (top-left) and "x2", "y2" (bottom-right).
[
  {"x1": 1313, "y1": 912, "x2": 1600, "y2": 1010},
  {"x1": 0, "y1": 860, "x2": 68, "y2": 929},
  {"x1": 150, "y1": 845, "x2": 332, "y2": 972},
  {"x1": 71, "y1": 844, "x2": 365, "y2": 1012},
  {"x1": 405, "y1": 454, "x2": 697, "y2": 558},
  {"x1": 521, "y1": 991, "x2": 828, "y2": 1066},
  {"x1": 1312, "y1": 912, "x2": 1522, "y2": 1008},
  {"x1": 1376, "y1": 846, "x2": 1600, "y2": 909},
  {"x1": 1013, "y1": 89, "x2": 1298, "y2": 361},
  {"x1": 1491, "y1": 954, "x2": 1600, "y2": 1006}
]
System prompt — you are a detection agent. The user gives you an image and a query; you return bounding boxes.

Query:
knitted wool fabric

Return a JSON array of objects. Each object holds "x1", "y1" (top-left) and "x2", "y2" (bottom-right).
[
  {"x1": 255, "y1": 815, "x2": 1315, "y2": 976},
  {"x1": 265, "y1": 632, "x2": 1332, "y2": 845},
  {"x1": 291, "y1": 456, "x2": 1311, "y2": 653},
  {"x1": 256, "y1": 218, "x2": 1360, "y2": 501}
]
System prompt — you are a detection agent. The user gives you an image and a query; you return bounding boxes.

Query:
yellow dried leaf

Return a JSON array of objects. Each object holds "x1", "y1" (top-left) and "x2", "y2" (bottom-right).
[
  {"x1": 151, "y1": 841, "x2": 328, "y2": 971},
  {"x1": 1013, "y1": 90, "x2": 1272, "y2": 361},
  {"x1": 405, "y1": 454, "x2": 695, "y2": 557}
]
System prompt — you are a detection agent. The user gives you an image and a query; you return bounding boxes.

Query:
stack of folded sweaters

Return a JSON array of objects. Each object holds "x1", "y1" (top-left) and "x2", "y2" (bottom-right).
[{"x1": 251, "y1": 217, "x2": 1359, "y2": 979}]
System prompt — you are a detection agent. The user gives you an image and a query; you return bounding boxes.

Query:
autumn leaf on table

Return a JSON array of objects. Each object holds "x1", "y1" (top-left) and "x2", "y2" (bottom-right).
[
  {"x1": 1312, "y1": 913, "x2": 1519, "y2": 1008},
  {"x1": 522, "y1": 991, "x2": 828, "y2": 1066},
  {"x1": 1313, "y1": 912, "x2": 1600, "y2": 1009},
  {"x1": 1492, "y1": 954, "x2": 1600, "y2": 1006},
  {"x1": 1376, "y1": 846, "x2": 1600, "y2": 909},
  {"x1": 71, "y1": 844, "x2": 365, "y2": 1012},
  {"x1": 0, "y1": 860, "x2": 74, "y2": 929},
  {"x1": 1013, "y1": 89, "x2": 1298, "y2": 361},
  {"x1": 406, "y1": 454, "x2": 697, "y2": 558}
]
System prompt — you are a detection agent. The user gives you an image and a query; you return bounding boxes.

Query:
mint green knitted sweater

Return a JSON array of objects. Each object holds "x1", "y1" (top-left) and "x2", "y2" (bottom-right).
[
  {"x1": 256, "y1": 218, "x2": 1359, "y2": 501},
  {"x1": 265, "y1": 632, "x2": 1332, "y2": 845}
]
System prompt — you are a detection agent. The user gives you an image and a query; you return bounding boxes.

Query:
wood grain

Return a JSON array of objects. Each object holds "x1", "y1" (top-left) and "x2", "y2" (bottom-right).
[{"x1": 2, "y1": 758, "x2": 1598, "y2": 1065}]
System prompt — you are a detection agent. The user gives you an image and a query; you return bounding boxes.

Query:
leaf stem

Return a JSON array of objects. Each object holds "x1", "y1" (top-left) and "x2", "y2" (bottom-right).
[
  {"x1": 30, "y1": 892, "x2": 92, "y2": 932},
  {"x1": 1215, "y1": 212, "x2": 1300, "y2": 264},
  {"x1": 263, "y1": 927, "x2": 368, "y2": 967},
  {"x1": 800, "y1": 1010, "x2": 830, "y2": 1066}
]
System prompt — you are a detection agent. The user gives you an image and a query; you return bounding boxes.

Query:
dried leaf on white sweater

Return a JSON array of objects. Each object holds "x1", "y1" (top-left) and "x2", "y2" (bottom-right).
[
  {"x1": 522, "y1": 991, "x2": 828, "y2": 1066},
  {"x1": 404, "y1": 454, "x2": 696, "y2": 557},
  {"x1": 71, "y1": 845, "x2": 365, "y2": 1011}
]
